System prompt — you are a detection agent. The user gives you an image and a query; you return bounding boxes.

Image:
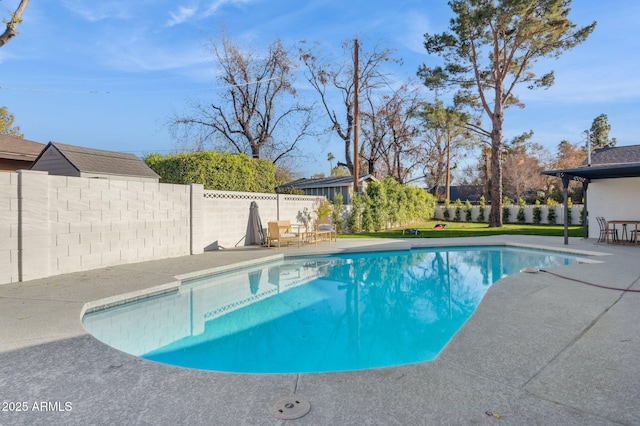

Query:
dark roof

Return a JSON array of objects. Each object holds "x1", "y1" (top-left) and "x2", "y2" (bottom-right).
[
  {"x1": 0, "y1": 134, "x2": 46, "y2": 161},
  {"x1": 542, "y1": 163, "x2": 640, "y2": 181},
  {"x1": 279, "y1": 174, "x2": 376, "y2": 190},
  {"x1": 583, "y1": 145, "x2": 640, "y2": 166},
  {"x1": 542, "y1": 144, "x2": 640, "y2": 181},
  {"x1": 432, "y1": 185, "x2": 483, "y2": 202},
  {"x1": 34, "y1": 142, "x2": 160, "y2": 179}
]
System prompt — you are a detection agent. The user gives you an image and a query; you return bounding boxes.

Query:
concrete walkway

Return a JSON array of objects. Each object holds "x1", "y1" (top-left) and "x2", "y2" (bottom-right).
[{"x1": 1, "y1": 236, "x2": 639, "y2": 425}]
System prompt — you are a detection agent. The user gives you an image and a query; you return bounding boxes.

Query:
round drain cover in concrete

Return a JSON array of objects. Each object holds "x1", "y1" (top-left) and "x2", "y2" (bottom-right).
[{"x1": 269, "y1": 396, "x2": 311, "y2": 420}]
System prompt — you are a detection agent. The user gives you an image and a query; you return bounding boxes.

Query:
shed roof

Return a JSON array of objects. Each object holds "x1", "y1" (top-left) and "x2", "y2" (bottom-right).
[
  {"x1": 33, "y1": 142, "x2": 160, "y2": 179},
  {"x1": 0, "y1": 134, "x2": 46, "y2": 161}
]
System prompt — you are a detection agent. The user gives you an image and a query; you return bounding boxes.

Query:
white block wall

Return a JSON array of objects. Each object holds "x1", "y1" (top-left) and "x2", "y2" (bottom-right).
[
  {"x1": 202, "y1": 190, "x2": 279, "y2": 249},
  {"x1": 0, "y1": 173, "x2": 325, "y2": 285},
  {"x1": 46, "y1": 177, "x2": 192, "y2": 277},
  {"x1": 201, "y1": 191, "x2": 321, "y2": 249},
  {"x1": 278, "y1": 194, "x2": 325, "y2": 227},
  {"x1": 0, "y1": 172, "x2": 19, "y2": 283}
]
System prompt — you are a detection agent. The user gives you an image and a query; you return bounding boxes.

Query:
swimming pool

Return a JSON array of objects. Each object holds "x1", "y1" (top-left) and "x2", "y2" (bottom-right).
[{"x1": 83, "y1": 246, "x2": 580, "y2": 373}]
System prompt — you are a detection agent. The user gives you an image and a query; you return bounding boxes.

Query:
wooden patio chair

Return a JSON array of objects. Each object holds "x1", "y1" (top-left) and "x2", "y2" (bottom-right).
[
  {"x1": 314, "y1": 218, "x2": 337, "y2": 243},
  {"x1": 267, "y1": 220, "x2": 302, "y2": 249}
]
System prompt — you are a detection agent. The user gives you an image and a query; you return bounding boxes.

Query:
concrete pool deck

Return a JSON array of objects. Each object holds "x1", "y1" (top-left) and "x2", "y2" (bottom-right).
[{"x1": 1, "y1": 235, "x2": 639, "y2": 425}]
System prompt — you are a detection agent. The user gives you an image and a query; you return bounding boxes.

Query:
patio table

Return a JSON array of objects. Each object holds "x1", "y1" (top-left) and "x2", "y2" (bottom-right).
[{"x1": 606, "y1": 220, "x2": 639, "y2": 245}]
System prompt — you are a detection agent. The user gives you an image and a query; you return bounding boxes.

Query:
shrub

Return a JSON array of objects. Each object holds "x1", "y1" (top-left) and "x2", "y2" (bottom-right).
[
  {"x1": 533, "y1": 200, "x2": 542, "y2": 224},
  {"x1": 477, "y1": 196, "x2": 486, "y2": 222},
  {"x1": 502, "y1": 196, "x2": 512, "y2": 223},
  {"x1": 516, "y1": 198, "x2": 526, "y2": 223},
  {"x1": 331, "y1": 193, "x2": 344, "y2": 233},
  {"x1": 443, "y1": 199, "x2": 451, "y2": 220},
  {"x1": 315, "y1": 199, "x2": 332, "y2": 220},
  {"x1": 465, "y1": 200, "x2": 473, "y2": 222},
  {"x1": 547, "y1": 199, "x2": 557, "y2": 224},
  {"x1": 144, "y1": 151, "x2": 276, "y2": 193},
  {"x1": 366, "y1": 181, "x2": 388, "y2": 231},
  {"x1": 347, "y1": 194, "x2": 362, "y2": 233},
  {"x1": 346, "y1": 180, "x2": 435, "y2": 233},
  {"x1": 361, "y1": 195, "x2": 374, "y2": 232},
  {"x1": 453, "y1": 199, "x2": 463, "y2": 222}
]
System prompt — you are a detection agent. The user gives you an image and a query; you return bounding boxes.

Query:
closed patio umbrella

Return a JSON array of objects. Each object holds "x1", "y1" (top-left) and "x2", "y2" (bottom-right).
[{"x1": 245, "y1": 201, "x2": 265, "y2": 246}]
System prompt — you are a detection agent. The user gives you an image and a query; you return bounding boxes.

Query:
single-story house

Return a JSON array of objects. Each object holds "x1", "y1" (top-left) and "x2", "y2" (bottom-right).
[
  {"x1": 0, "y1": 134, "x2": 46, "y2": 172},
  {"x1": 277, "y1": 175, "x2": 377, "y2": 204},
  {"x1": 30, "y1": 142, "x2": 160, "y2": 182},
  {"x1": 542, "y1": 144, "x2": 640, "y2": 241}
]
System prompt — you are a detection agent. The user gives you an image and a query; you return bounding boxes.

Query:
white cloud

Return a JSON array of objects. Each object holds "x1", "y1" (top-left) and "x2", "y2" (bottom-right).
[
  {"x1": 166, "y1": 6, "x2": 198, "y2": 27},
  {"x1": 203, "y1": 0, "x2": 254, "y2": 17}
]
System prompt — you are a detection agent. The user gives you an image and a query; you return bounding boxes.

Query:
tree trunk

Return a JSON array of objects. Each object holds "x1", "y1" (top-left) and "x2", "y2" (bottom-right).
[
  {"x1": 488, "y1": 115, "x2": 503, "y2": 227},
  {"x1": 343, "y1": 135, "x2": 353, "y2": 174},
  {"x1": 445, "y1": 135, "x2": 451, "y2": 201},
  {"x1": 251, "y1": 145, "x2": 260, "y2": 159}
]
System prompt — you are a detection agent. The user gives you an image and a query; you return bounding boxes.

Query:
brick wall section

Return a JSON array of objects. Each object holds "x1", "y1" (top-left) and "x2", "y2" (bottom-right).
[{"x1": 0, "y1": 172, "x2": 19, "y2": 283}]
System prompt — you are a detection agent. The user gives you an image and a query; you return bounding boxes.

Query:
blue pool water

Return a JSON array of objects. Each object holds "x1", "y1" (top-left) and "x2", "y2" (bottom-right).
[{"x1": 82, "y1": 246, "x2": 579, "y2": 374}]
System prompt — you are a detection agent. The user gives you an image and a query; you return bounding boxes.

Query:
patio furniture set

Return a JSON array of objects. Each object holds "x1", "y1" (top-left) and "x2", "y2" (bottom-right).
[
  {"x1": 266, "y1": 219, "x2": 337, "y2": 249},
  {"x1": 597, "y1": 216, "x2": 639, "y2": 246}
]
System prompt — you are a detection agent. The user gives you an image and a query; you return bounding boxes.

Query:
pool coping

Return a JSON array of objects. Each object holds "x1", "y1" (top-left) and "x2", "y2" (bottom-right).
[
  {"x1": 2, "y1": 235, "x2": 639, "y2": 425},
  {"x1": 80, "y1": 241, "x2": 609, "y2": 317}
]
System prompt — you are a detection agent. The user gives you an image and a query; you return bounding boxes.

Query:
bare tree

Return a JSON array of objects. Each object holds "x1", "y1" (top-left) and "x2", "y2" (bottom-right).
[
  {"x1": 299, "y1": 40, "x2": 398, "y2": 173},
  {"x1": 0, "y1": 0, "x2": 29, "y2": 48},
  {"x1": 359, "y1": 84, "x2": 423, "y2": 182},
  {"x1": 171, "y1": 36, "x2": 313, "y2": 165}
]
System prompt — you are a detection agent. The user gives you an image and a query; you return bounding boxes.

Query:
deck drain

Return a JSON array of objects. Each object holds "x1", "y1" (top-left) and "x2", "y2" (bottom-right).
[{"x1": 269, "y1": 396, "x2": 311, "y2": 420}]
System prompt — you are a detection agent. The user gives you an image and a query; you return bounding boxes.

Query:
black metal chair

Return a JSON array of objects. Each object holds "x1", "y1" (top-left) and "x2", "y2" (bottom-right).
[{"x1": 596, "y1": 217, "x2": 618, "y2": 243}]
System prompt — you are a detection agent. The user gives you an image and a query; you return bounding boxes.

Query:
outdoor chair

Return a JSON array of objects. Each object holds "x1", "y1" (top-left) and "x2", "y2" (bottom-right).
[
  {"x1": 267, "y1": 220, "x2": 302, "y2": 249},
  {"x1": 596, "y1": 216, "x2": 617, "y2": 243},
  {"x1": 314, "y1": 218, "x2": 337, "y2": 243}
]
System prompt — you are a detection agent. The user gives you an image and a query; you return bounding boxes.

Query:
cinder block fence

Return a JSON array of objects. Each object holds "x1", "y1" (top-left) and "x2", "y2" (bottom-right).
[{"x1": 0, "y1": 171, "x2": 321, "y2": 285}]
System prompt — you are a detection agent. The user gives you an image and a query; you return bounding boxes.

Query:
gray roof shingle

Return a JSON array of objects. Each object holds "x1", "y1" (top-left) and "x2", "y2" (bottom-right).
[
  {"x1": 0, "y1": 134, "x2": 45, "y2": 161},
  {"x1": 584, "y1": 145, "x2": 640, "y2": 166},
  {"x1": 45, "y1": 142, "x2": 159, "y2": 178},
  {"x1": 278, "y1": 174, "x2": 375, "y2": 190}
]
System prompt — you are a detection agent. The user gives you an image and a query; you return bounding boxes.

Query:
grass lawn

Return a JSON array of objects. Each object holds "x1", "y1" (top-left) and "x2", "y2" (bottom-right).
[{"x1": 339, "y1": 220, "x2": 584, "y2": 238}]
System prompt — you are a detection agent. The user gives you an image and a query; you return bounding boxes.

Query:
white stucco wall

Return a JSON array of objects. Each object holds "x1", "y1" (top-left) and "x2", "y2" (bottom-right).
[{"x1": 588, "y1": 177, "x2": 640, "y2": 239}]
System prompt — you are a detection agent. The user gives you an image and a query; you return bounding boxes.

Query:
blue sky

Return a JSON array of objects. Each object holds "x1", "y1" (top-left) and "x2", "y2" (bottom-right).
[{"x1": 0, "y1": 0, "x2": 638, "y2": 178}]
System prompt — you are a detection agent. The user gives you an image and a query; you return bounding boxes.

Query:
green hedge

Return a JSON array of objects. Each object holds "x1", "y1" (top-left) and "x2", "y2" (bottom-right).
[
  {"x1": 348, "y1": 177, "x2": 436, "y2": 232},
  {"x1": 144, "y1": 151, "x2": 276, "y2": 192}
]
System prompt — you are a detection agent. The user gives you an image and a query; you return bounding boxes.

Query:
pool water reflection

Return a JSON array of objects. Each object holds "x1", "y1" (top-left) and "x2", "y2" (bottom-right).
[{"x1": 83, "y1": 246, "x2": 578, "y2": 373}]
